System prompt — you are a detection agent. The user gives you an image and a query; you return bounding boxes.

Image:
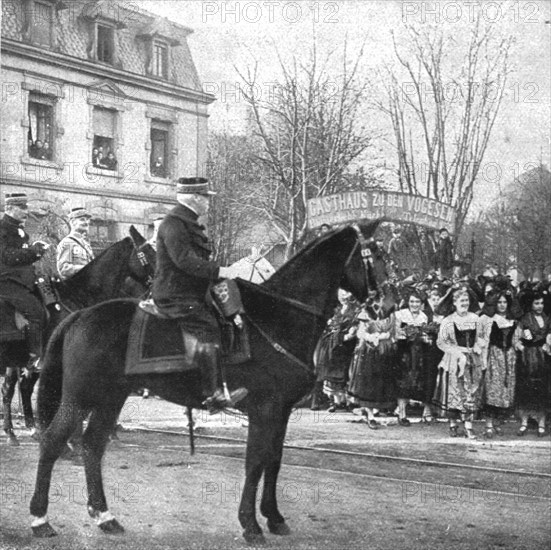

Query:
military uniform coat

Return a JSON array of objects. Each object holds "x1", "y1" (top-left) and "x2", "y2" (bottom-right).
[
  {"x1": 0, "y1": 214, "x2": 45, "y2": 352},
  {"x1": 56, "y1": 231, "x2": 95, "y2": 280},
  {"x1": 0, "y1": 214, "x2": 42, "y2": 290},
  {"x1": 152, "y1": 204, "x2": 220, "y2": 317}
]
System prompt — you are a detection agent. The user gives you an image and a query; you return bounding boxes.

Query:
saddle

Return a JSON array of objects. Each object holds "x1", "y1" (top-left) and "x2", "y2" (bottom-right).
[
  {"x1": 0, "y1": 277, "x2": 58, "y2": 342},
  {"x1": 125, "y1": 280, "x2": 251, "y2": 377}
]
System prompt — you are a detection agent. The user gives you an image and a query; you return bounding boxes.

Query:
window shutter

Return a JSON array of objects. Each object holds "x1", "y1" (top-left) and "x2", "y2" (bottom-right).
[{"x1": 93, "y1": 107, "x2": 115, "y2": 138}]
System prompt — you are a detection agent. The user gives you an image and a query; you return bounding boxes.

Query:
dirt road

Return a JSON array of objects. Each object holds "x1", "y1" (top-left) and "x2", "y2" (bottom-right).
[{"x1": 1, "y1": 397, "x2": 550, "y2": 550}]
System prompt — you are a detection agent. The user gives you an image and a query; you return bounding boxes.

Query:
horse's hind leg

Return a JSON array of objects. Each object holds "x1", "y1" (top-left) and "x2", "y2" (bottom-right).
[
  {"x1": 83, "y1": 400, "x2": 127, "y2": 534},
  {"x1": 2, "y1": 367, "x2": 19, "y2": 445},
  {"x1": 260, "y1": 405, "x2": 291, "y2": 536},
  {"x1": 30, "y1": 400, "x2": 88, "y2": 537}
]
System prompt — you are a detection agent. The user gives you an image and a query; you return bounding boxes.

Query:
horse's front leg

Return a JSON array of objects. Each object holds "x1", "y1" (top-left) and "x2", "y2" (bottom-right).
[
  {"x1": 20, "y1": 370, "x2": 39, "y2": 431},
  {"x1": 238, "y1": 403, "x2": 272, "y2": 544},
  {"x1": 2, "y1": 367, "x2": 19, "y2": 445},
  {"x1": 260, "y1": 406, "x2": 291, "y2": 536}
]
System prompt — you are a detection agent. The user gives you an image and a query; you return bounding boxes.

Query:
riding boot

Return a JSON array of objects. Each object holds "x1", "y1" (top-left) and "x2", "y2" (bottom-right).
[
  {"x1": 26, "y1": 320, "x2": 43, "y2": 371},
  {"x1": 199, "y1": 343, "x2": 247, "y2": 414}
]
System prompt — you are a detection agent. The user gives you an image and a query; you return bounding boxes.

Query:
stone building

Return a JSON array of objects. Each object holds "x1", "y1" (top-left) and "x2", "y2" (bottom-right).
[{"x1": 0, "y1": 0, "x2": 214, "y2": 247}]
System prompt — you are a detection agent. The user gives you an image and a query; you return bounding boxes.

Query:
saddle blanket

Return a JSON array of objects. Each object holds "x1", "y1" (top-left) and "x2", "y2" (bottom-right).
[
  {"x1": 125, "y1": 308, "x2": 196, "y2": 376},
  {"x1": 125, "y1": 307, "x2": 252, "y2": 377}
]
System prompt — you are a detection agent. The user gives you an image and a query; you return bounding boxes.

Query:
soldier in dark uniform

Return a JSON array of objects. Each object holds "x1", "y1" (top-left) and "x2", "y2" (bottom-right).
[
  {"x1": 0, "y1": 192, "x2": 49, "y2": 369},
  {"x1": 152, "y1": 177, "x2": 247, "y2": 412}
]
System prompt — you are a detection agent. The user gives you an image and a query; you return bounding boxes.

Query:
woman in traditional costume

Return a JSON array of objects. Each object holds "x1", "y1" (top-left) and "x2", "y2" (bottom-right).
[
  {"x1": 314, "y1": 288, "x2": 360, "y2": 412},
  {"x1": 478, "y1": 291, "x2": 519, "y2": 438},
  {"x1": 394, "y1": 289, "x2": 439, "y2": 426},
  {"x1": 424, "y1": 285, "x2": 445, "y2": 422},
  {"x1": 347, "y1": 289, "x2": 396, "y2": 429},
  {"x1": 433, "y1": 285, "x2": 485, "y2": 439},
  {"x1": 516, "y1": 291, "x2": 551, "y2": 437}
]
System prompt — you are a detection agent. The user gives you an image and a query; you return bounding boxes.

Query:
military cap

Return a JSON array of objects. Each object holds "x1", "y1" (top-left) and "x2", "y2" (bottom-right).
[
  {"x1": 5, "y1": 192, "x2": 28, "y2": 207},
  {"x1": 69, "y1": 207, "x2": 92, "y2": 221},
  {"x1": 176, "y1": 177, "x2": 216, "y2": 196}
]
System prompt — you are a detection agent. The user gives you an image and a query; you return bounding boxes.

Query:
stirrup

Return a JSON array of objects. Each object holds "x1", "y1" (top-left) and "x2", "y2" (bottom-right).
[
  {"x1": 202, "y1": 387, "x2": 248, "y2": 415},
  {"x1": 24, "y1": 356, "x2": 40, "y2": 375}
]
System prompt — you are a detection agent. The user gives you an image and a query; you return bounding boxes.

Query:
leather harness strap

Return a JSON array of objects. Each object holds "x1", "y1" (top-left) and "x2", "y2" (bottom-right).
[{"x1": 244, "y1": 313, "x2": 312, "y2": 374}]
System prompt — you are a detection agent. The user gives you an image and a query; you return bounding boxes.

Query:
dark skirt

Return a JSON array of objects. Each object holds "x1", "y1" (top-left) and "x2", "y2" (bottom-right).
[
  {"x1": 394, "y1": 340, "x2": 439, "y2": 402},
  {"x1": 347, "y1": 342, "x2": 397, "y2": 409},
  {"x1": 516, "y1": 345, "x2": 551, "y2": 411},
  {"x1": 315, "y1": 334, "x2": 354, "y2": 384}
]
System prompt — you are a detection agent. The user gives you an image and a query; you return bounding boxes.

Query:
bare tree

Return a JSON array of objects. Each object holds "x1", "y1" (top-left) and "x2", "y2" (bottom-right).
[
  {"x1": 508, "y1": 164, "x2": 551, "y2": 279},
  {"x1": 463, "y1": 164, "x2": 551, "y2": 280},
  {"x1": 26, "y1": 199, "x2": 70, "y2": 278},
  {"x1": 379, "y1": 16, "x2": 513, "y2": 238},
  {"x1": 207, "y1": 130, "x2": 263, "y2": 264},
  {"x1": 237, "y1": 40, "x2": 379, "y2": 259}
]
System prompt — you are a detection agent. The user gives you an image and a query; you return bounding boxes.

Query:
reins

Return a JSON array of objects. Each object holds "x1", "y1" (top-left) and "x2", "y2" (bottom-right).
[
  {"x1": 244, "y1": 313, "x2": 312, "y2": 374},
  {"x1": 240, "y1": 233, "x2": 365, "y2": 375}
]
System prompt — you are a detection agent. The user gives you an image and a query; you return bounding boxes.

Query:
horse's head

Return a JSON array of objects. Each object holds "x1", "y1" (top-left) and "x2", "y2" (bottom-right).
[
  {"x1": 340, "y1": 221, "x2": 388, "y2": 303},
  {"x1": 128, "y1": 225, "x2": 156, "y2": 288}
]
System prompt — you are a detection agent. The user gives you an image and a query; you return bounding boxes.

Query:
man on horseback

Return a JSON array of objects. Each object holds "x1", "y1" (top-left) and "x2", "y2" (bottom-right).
[
  {"x1": 0, "y1": 193, "x2": 49, "y2": 370},
  {"x1": 152, "y1": 177, "x2": 247, "y2": 412},
  {"x1": 56, "y1": 207, "x2": 95, "y2": 280}
]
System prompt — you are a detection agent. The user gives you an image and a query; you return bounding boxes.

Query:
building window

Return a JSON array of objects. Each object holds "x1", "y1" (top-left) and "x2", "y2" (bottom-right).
[
  {"x1": 89, "y1": 220, "x2": 116, "y2": 251},
  {"x1": 28, "y1": 94, "x2": 54, "y2": 160},
  {"x1": 150, "y1": 121, "x2": 170, "y2": 178},
  {"x1": 92, "y1": 107, "x2": 118, "y2": 170},
  {"x1": 97, "y1": 24, "x2": 114, "y2": 64},
  {"x1": 153, "y1": 42, "x2": 169, "y2": 79}
]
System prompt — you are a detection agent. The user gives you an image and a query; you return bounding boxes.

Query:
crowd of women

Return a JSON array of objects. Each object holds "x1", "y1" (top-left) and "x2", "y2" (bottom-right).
[{"x1": 314, "y1": 274, "x2": 551, "y2": 440}]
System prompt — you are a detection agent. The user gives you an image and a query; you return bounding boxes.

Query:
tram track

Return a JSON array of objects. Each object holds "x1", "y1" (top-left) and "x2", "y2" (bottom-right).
[{"x1": 121, "y1": 426, "x2": 551, "y2": 502}]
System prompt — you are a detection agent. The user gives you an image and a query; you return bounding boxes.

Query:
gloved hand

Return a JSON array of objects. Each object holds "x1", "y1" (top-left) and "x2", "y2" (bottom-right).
[{"x1": 218, "y1": 266, "x2": 234, "y2": 279}]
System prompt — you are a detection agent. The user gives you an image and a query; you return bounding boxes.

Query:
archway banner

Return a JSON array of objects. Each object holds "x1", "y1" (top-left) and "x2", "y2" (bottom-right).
[{"x1": 307, "y1": 190, "x2": 457, "y2": 232}]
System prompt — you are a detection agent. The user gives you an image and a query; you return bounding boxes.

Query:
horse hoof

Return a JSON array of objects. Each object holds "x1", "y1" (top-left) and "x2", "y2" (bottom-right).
[
  {"x1": 268, "y1": 520, "x2": 291, "y2": 536},
  {"x1": 7, "y1": 434, "x2": 19, "y2": 446},
  {"x1": 98, "y1": 518, "x2": 125, "y2": 534},
  {"x1": 242, "y1": 530, "x2": 266, "y2": 545},
  {"x1": 32, "y1": 522, "x2": 57, "y2": 538}
]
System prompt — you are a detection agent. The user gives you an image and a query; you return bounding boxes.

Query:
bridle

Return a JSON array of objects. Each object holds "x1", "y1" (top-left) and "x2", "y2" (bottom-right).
[
  {"x1": 344, "y1": 227, "x2": 376, "y2": 301},
  {"x1": 131, "y1": 241, "x2": 155, "y2": 288}
]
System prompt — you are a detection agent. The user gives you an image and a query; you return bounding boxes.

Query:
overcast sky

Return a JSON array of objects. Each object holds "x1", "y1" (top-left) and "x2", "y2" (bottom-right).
[{"x1": 135, "y1": 0, "x2": 551, "y2": 211}]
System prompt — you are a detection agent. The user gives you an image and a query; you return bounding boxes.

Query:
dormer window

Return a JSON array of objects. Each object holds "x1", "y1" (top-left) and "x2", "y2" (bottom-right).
[
  {"x1": 153, "y1": 41, "x2": 169, "y2": 79},
  {"x1": 22, "y1": 0, "x2": 66, "y2": 47},
  {"x1": 81, "y1": 9, "x2": 125, "y2": 66},
  {"x1": 97, "y1": 24, "x2": 115, "y2": 64},
  {"x1": 137, "y1": 18, "x2": 181, "y2": 81},
  {"x1": 33, "y1": 1, "x2": 54, "y2": 46}
]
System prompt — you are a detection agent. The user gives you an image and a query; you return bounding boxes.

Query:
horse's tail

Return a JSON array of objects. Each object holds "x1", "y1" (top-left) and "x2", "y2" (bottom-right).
[{"x1": 37, "y1": 311, "x2": 82, "y2": 431}]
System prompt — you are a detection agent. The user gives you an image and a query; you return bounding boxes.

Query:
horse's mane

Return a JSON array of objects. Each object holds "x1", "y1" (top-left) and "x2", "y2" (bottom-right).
[
  {"x1": 263, "y1": 227, "x2": 357, "y2": 292},
  {"x1": 58, "y1": 237, "x2": 134, "y2": 306}
]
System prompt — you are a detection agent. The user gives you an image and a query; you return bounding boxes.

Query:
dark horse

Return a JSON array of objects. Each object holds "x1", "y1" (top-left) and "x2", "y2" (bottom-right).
[
  {"x1": 0, "y1": 226, "x2": 154, "y2": 445},
  {"x1": 29, "y1": 223, "x2": 380, "y2": 543}
]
